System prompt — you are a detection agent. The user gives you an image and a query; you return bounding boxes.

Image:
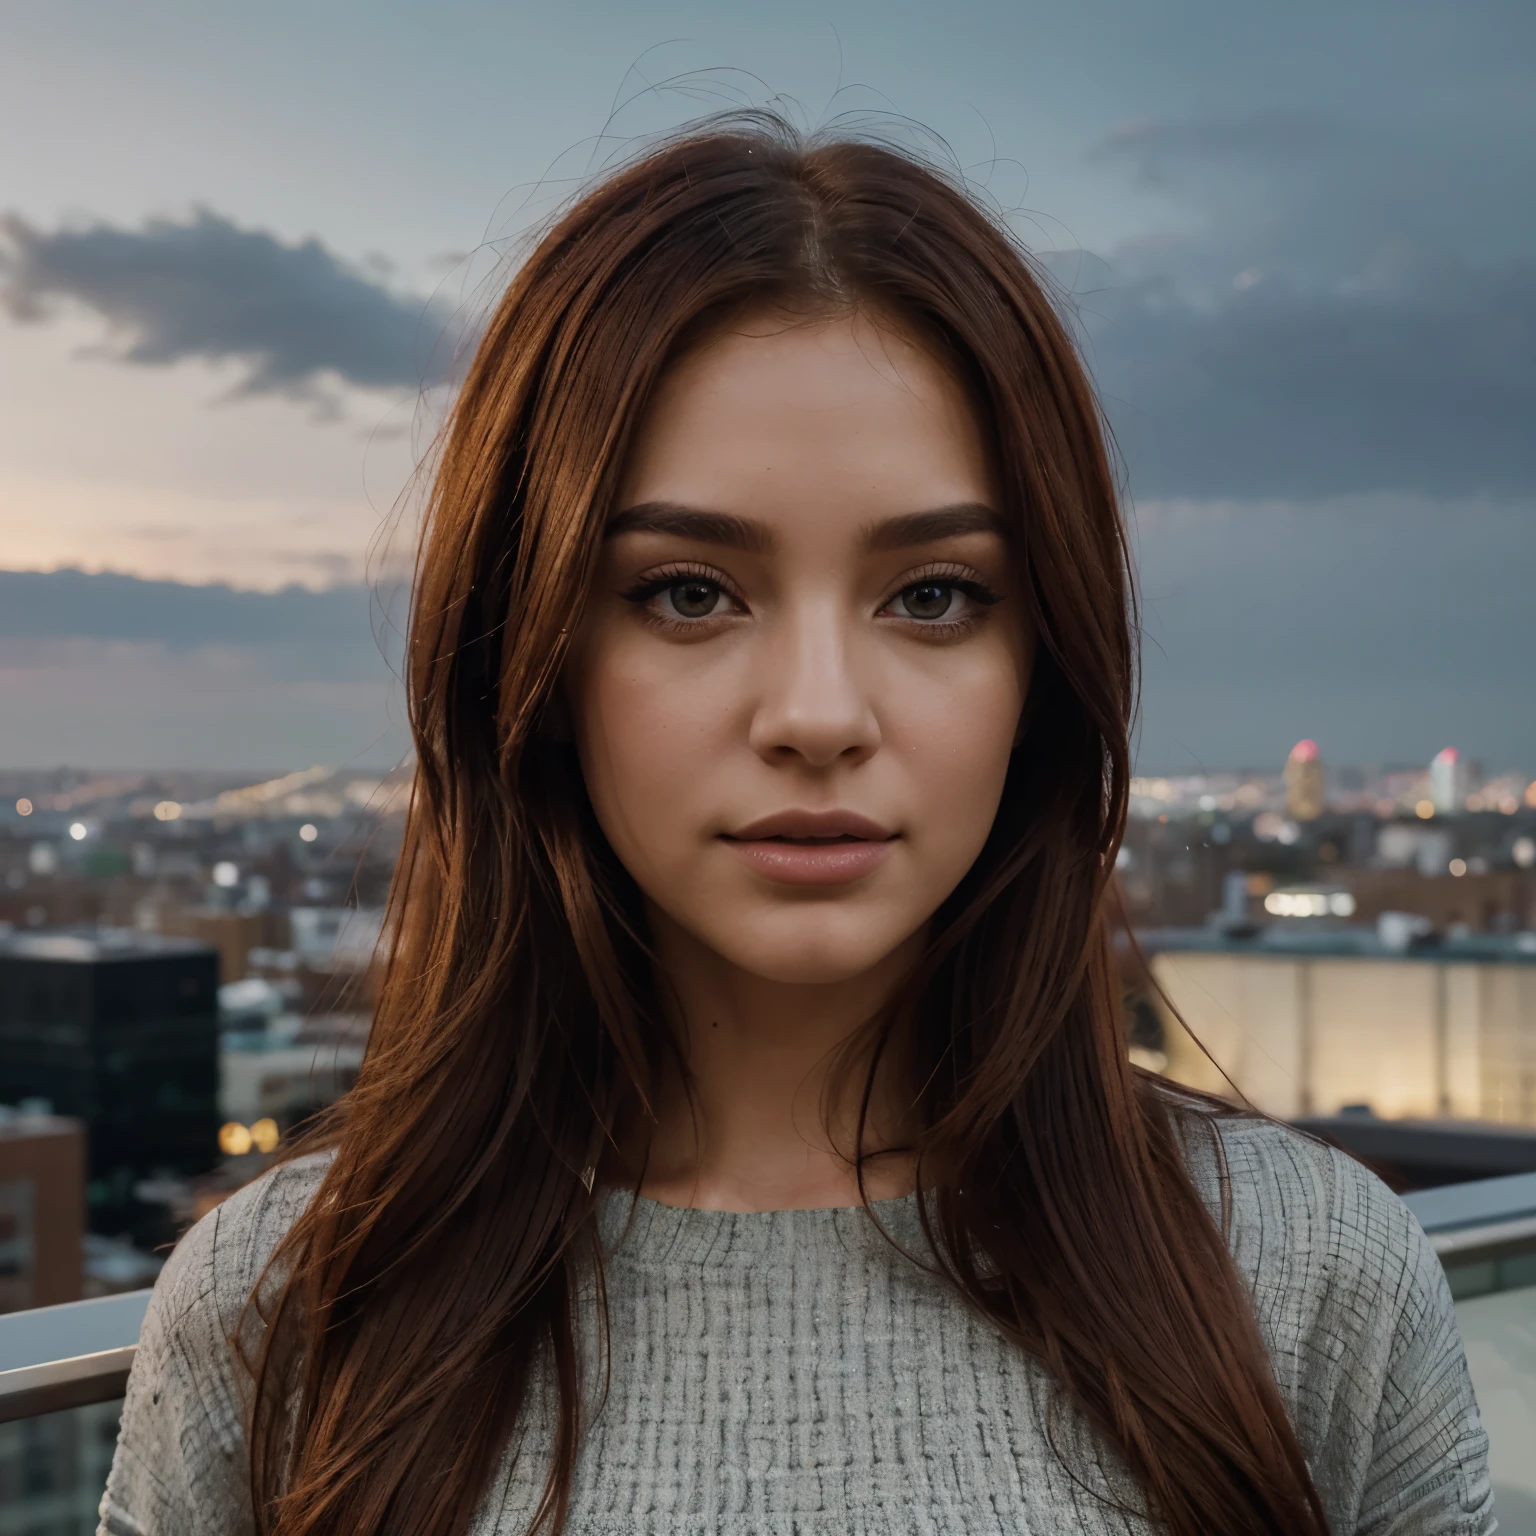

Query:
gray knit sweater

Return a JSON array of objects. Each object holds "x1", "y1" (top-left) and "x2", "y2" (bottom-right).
[{"x1": 99, "y1": 1118, "x2": 1495, "y2": 1534}]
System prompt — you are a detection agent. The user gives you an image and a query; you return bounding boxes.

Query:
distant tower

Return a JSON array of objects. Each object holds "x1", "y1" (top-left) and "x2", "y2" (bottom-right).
[
  {"x1": 1284, "y1": 739, "x2": 1326, "y2": 821},
  {"x1": 1429, "y1": 748, "x2": 1468, "y2": 814}
]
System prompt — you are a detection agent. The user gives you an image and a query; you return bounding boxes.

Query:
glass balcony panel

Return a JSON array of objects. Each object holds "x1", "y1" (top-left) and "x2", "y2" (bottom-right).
[
  {"x1": 0, "y1": 1399, "x2": 122, "y2": 1535},
  {"x1": 1458, "y1": 1284, "x2": 1536, "y2": 1534}
]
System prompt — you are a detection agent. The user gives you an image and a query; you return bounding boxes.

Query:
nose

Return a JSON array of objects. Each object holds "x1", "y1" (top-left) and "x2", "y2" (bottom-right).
[{"x1": 747, "y1": 601, "x2": 881, "y2": 769}]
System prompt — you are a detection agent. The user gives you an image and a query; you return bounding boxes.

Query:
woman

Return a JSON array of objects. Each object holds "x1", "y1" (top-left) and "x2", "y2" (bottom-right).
[{"x1": 102, "y1": 115, "x2": 1492, "y2": 1536}]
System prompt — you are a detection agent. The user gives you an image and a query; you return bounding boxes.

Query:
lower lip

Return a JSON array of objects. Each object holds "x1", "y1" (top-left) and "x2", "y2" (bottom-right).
[{"x1": 722, "y1": 838, "x2": 896, "y2": 887}]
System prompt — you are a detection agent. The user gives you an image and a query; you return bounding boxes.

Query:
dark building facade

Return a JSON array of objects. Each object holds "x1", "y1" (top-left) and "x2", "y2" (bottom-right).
[{"x1": 0, "y1": 932, "x2": 218, "y2": 1237}]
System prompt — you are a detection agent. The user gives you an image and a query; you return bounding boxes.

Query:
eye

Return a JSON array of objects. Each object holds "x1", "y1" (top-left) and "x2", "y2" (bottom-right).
[
  {"x1": 622, "y1": 566, "x2": 744, "y2": 628},
  {"x1": 660, "y1": 577, "x2": 726, "y2": 620},
  {"x1": 879, "y1": 570, "x2": 1004, "y2": 631},
  {"x1": 894, "y1": 581, "x2": 960, "y2": 621}
]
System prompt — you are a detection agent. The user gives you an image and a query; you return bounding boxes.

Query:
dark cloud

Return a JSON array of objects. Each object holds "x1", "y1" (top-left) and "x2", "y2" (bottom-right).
[
  {"x1": 1069, "y1": 105, "x2": 1536, "y2": 500},
  {"x1": 0, "y1": 209, "x2": 446, "y2": 397},
  {"x1": 0, "y1": 569, "x2": 400, "y2": 682},
  {"x1": 4, "y1": 93, "x2": 1533, "y2": 503},
  {"x1": 0, "y1": 572, "x2": 410, "y2": 768},
  {"x1": 1086, "y1": 257, "x2": 1536, "y2": 500}
]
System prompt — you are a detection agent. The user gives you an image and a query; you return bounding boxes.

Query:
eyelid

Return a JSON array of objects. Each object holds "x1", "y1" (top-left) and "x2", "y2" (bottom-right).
[
  {"x1": 621, "y1": 560, "x2": 746, "y2": 606},
  {"x1": 880, "y1": 560, "x2": 1002, "y2": 606}
]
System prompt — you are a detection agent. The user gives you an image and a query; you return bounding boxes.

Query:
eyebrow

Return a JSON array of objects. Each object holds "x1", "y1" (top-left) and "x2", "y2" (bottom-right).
[
  {"x1": 863, "y1": 503, "x2": 1007, "y2": 550},
  {"x1": 606, "y1": 500, "x2": 1005, "y2": 553},
  {"x1": 605, "y1": 502, "x2": 773, "y2": 553}
]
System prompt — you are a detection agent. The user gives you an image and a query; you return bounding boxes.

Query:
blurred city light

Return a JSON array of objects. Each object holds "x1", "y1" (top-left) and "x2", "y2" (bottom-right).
[
  {"x1": 153, "y1": 800, "x2": 182, "y2": 821},
  {"x1": 68, "y1": 822, "x2": 87, "y2": 841},
  {"x1": 211, "y1": 861, "x2": 239, "y2": 888},
  {"x1": 14, "y1": 798, "x2": 31, "y2": 816},
  {"x1": 1261, "y1": 890, "x2": 1357, "y2": 918},
  {"x1": 299, "y1": 823, "x2": 319, "y2": 842},
  {"x1": 218, "y1": 1121, "x2": 254, "y2": 1156}
]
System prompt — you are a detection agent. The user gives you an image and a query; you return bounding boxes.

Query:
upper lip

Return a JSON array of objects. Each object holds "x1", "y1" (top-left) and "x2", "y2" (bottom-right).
[{"x1": 723, "y1": 809, "x2": 897, "y2": 842}]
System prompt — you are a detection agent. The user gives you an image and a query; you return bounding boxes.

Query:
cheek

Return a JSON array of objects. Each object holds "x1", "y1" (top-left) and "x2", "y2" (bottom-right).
[
  {"x1": 883, "y1": 644, "x2": 1026, "y2": 857},
  {"x1": 567, "y1": 640, "x2": 730, "y2": 868}
]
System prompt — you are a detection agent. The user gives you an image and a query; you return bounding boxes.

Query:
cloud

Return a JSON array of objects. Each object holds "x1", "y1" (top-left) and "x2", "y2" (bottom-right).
[
  {"x1": 1086, "y1": 256, "x2": 1536, "y2": 499},
  {"x1": 1093, "y1": 110, "x2": 1346, "y2": 187},
  {"x1": 0, "y1": 208, "x2": 447, "y2": 398},
  {"x1": 0, "y1": 568, "x2": 402, "y2": 680},
  {"x1": 1070, "y1": 106, "x2": 1536, "y2": 500},
  {"x1": 0, "y1": 570, "x2": 411, "y2": 768},
  {"x1": 0, "y1": 637, "x2": 408, "y2": 770},
  {"x1": 5, "y1": 93, "x2": 1534, "y2": 505}
]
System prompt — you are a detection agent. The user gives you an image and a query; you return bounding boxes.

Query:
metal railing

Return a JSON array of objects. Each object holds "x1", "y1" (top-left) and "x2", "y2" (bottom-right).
[
  {"x1": 0, "y1": 1290, "x2": 149, "y2": 1424},
  {"x1": 1404, "y1": 1168, "x2": 1536, "y2": 1300},
  {"x1": 0, "y1": 1170, "x2": 1533, "y2": 1424}
]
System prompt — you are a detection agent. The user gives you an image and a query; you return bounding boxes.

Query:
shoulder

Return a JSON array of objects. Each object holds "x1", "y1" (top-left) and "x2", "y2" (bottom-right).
[
  {"x1": 1177, "y1": 1110, "x2": 1433, "y2": 1346},
  {"x1": 1176, "y1": 1110, "x2": 1493, "y2": 1531},
  {"x1": 1179, "y1": 1111, "x2": 1427, "y2": 1319},
  {"x1": 101, "y1": 1153, "x2": 336, "y2": 1533},
  {"x1": 149, "y1": 1150, "x2": 334, "y2": 1369}
]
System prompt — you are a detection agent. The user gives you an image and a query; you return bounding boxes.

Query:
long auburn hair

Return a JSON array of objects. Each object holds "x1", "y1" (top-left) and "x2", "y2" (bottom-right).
[{"x1": 248, "y1": 114, "x2": 1327, "y2": 1536}]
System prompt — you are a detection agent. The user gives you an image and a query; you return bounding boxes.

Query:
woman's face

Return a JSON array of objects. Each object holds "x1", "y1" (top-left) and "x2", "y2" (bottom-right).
[{"x1": 565, "y1": 310, "x2": 1030, "y2": 986}]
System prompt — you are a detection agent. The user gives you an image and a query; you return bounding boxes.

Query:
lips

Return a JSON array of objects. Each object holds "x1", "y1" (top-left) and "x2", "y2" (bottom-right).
[{"x1": 720, "y1": 809, "x2": 897, "y2": 886}]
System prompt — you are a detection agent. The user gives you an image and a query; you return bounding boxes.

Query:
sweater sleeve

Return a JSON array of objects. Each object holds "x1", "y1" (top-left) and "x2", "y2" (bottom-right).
[
  {"x1": 98, "y1": 1155, "x2": 331, "y2": 1536},
  {"x1": 1209, "y1": 1120, "x2": 1496, "y2": 1536},
  {"x1": 97, "y1": 1199, "x2": 255, "y2": 1535},
  {"x1": 1352, "y1": 1197, "x2": 1496, "y2": 1535}
]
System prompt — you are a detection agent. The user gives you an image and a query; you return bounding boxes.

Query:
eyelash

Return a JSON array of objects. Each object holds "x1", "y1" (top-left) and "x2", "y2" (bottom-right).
[
  {"x1": 620, "y1": 560, "x2": 1003, "y2": 638},
  {"x1": 621, "y1": 563, "x2": 747, "y2": 634}
]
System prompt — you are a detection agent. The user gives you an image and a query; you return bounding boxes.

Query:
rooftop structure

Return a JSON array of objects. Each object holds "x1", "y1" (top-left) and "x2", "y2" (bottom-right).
[{"x1": 1140, "y1": 924, "x2": 1536, "y2": 1126}]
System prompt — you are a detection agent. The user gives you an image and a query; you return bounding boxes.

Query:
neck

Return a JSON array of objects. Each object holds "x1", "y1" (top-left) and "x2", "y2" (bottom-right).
[{"x1": 634, "y1": 909, "x2": 921, "y2": 1212}]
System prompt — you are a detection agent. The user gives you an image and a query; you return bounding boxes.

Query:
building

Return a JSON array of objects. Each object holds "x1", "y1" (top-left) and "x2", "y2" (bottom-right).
[
  {"x1": 0, "y1": 931, "x2": 219, "y2": 1236},
  {"x1": 220, "y1": 1024, "x2": 366, "y2": 1128},
  {"x1": 1430, "y1": 747, "x2": 1471, "y2": 814},
  {"x1": 1144, "y1": 926, "x2": 1536, "y2": 1124},
  {"x1": 158, "y1": 906, "x2": 280, "y2": 991},
  {"x1": 0, "y1": 1107, "x2": 84, "y2": 1310},
  {"x1": 1283, "y1": 739, "x2": 1326, "y2": 821}
]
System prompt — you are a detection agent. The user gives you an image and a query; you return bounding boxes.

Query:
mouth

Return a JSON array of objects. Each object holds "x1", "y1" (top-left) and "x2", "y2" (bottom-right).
[{"x1": 719, "y1": 810, "x2": 898, "y2": 887}]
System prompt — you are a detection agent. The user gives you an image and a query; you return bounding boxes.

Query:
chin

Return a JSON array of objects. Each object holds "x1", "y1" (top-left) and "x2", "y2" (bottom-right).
[{"x1": 703, "y1": 910, "x2": 916, "y2": 987}]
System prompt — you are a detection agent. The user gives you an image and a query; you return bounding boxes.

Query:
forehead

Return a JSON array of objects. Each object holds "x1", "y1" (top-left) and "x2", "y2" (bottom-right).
[{"x1": 615, "y1": 311, "x2": 995, "y2": 533}]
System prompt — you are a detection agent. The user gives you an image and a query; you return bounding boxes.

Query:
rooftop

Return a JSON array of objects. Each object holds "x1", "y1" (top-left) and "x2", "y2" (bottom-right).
[
  {"x1": 1138, "y1": 924, "x2": 1536, "y2": 965},
  {"x1": 0, "y1": 928, "x2": 216, "y2": 964}
]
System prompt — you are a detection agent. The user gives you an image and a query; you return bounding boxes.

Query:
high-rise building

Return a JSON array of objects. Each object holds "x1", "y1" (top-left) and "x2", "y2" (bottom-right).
[
  {"x1": 1430, "y1": 747, "x2": 1470, "y2": 814},
  {"x1": 1283, "y1": 739, "x2": 1326, "y2": 821},
  {"x1": 0, "y1": 931, "x2": 219, "y2": 1236}
]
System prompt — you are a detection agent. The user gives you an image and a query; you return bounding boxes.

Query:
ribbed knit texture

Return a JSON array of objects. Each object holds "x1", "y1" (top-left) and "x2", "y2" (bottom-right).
[{"x1": 100, "y1": 1117, "x2": 1495, "y2": 1534}]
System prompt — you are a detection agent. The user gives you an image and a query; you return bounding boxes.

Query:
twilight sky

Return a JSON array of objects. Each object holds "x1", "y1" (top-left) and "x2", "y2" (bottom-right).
[{"x1": 1, "y1": 0, "x2": 1532, "y2": 771}]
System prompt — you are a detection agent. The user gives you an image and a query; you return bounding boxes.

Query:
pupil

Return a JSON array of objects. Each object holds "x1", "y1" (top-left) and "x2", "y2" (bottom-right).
[
  {"x1": 904, "y1": 582, "x2": 952, "y2": 619},
  {"x1": 671, "y1": 580, "x2": 718, "y2": 618}
]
